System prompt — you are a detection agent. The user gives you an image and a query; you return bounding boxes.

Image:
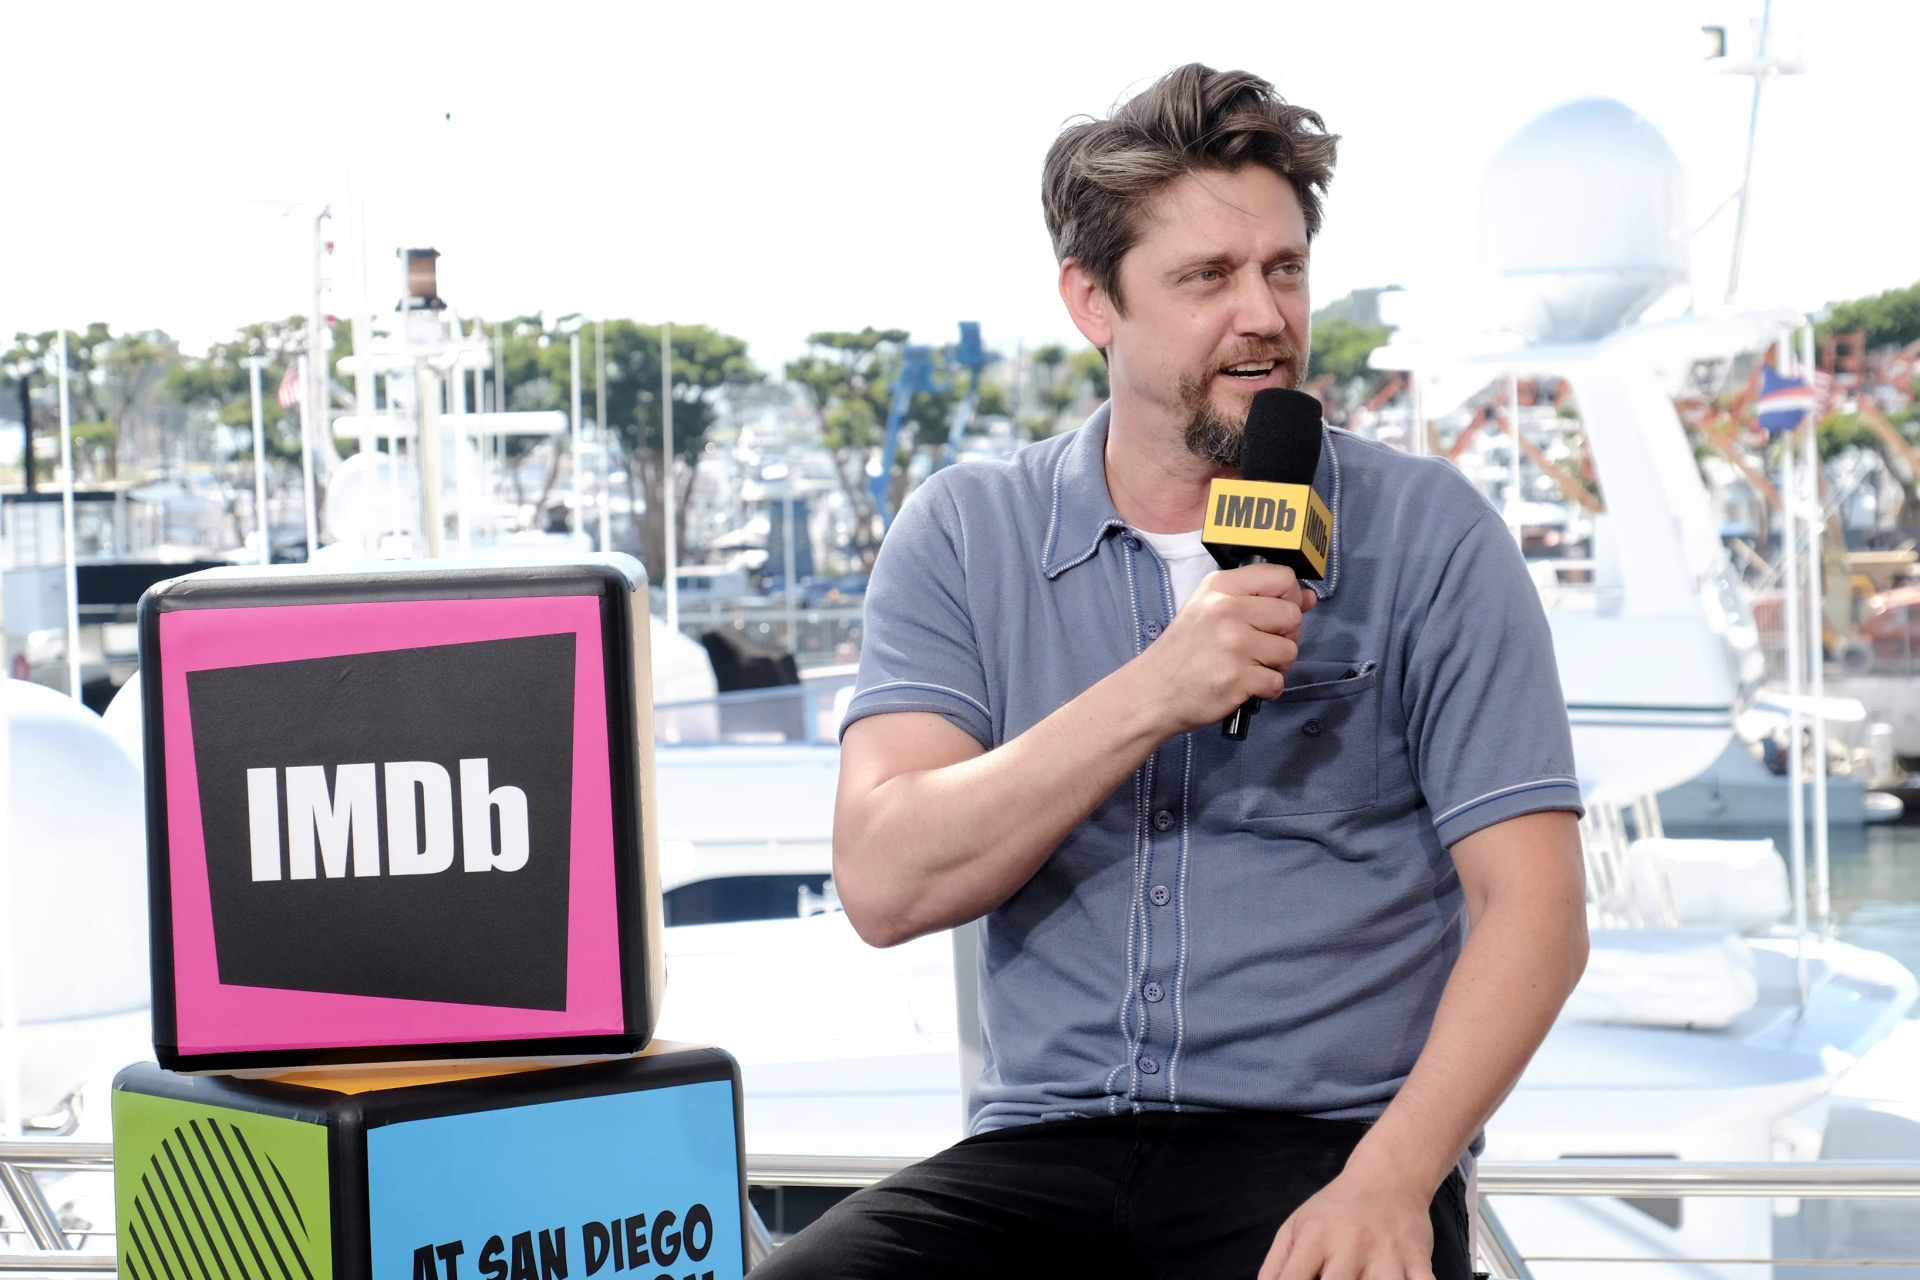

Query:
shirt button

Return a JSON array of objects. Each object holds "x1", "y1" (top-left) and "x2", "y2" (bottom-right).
[
  {"x1": 1143, "y1": 981, "x2": 1164, "y2": 1003},
  {"x1": 1153, "y1": 808, "x2": 1174, "y2": 832},
  {"x1": 1123, "y1": 534, "x2": 1141, "y2": 550},
  {"x1": 1138, "y1": 1056, "x2": 1159, "y2": 1075},
  {"x1": 1302, "y1": 718, "x2": 1324, "y2": 737},
  {"x1": 1144, "y1": 620, "x2": 1162, "y2": 639},
  {"x1": 1149, "y1": 885, "x2": 1170, "y2": 907}
]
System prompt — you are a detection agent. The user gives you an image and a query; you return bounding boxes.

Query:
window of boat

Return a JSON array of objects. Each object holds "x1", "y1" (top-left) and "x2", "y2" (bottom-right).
[{"x1": 664, "y1": 874, "x2": 837, "y2": 926}]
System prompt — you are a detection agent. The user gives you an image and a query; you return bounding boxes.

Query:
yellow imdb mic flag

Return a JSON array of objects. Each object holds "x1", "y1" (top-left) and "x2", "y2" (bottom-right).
[
  {"x1": 1201, "y1": 478, "x2": 1332, "y2": 581},
  {"x1": 1205, "y1": 387, "x2": 1330, "y2": 740}
]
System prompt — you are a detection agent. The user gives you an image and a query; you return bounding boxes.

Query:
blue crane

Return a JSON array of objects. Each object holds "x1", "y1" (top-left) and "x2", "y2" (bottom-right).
[
  {"x1": 871, "y1": 323, "x2": 999, "y2": 530},
  {"x1": 871, "y1": 343, "x2": 938, "y2": 530},
  {"x1": 940, "y1": 322, "x2": 999, "y2": 470}
]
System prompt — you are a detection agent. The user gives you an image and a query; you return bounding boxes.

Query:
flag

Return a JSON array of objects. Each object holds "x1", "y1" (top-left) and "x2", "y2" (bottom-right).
[
  {"x1": 1756, "y1": 366, "x2": 1815, "y2": 434},
  {"x1": 276, "y1": 361, "x2": 302, "y2": 411}
]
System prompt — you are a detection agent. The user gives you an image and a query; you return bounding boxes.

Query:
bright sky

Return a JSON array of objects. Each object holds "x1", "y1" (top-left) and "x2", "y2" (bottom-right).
[{"x1": 5, "y1": 0, "x2": 1913, "y2": 374}]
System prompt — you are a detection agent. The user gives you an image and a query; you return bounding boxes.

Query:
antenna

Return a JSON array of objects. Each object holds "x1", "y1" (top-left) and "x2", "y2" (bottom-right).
[{"x1": 1712, "y1": 0, "x2": 1805, "y2": 305}]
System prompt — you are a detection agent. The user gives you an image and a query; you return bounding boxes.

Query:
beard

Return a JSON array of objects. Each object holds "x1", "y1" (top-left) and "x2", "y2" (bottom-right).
[{"x1": 1177, "y1": 336, "x2": 1307, "y2": 467}]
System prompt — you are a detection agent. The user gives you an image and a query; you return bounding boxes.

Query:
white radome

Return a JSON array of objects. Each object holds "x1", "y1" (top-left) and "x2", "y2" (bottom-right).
[
  {"x1": 5, "y1": 678, "x2": 152, "y2": 1118},
  {"x1": 319, "y1": 448, "x2": 420, "y2": 547},
  {"x1": 1480, "y1": 97, "x2": 1689, "y2": 342},
  {"x1": 101, "y1": 672, "x2": 145, "y2": 775}
]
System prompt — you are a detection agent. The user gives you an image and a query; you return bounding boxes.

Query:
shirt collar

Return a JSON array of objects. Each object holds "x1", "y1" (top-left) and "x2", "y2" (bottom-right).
[
  {"x1": 1040, "y1": 402, "x2": 1128, "y2": 579},
  {"x1": 1039, "y1": 401, "x2": 1343, "y2": 600}
]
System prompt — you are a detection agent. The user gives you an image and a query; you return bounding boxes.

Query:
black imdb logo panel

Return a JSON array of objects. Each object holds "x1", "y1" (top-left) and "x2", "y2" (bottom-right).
[{"x1": 188, "y1": 633, "x2": 577, "y2": 1010}]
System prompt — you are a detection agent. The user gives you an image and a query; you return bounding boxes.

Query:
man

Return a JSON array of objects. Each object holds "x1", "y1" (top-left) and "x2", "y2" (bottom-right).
[{"x1": 759, "y1": 64, "x2": 1588, "y2": 1280}]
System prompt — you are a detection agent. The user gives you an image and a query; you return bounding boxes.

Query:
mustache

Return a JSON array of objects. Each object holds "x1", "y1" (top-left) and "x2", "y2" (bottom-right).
[{"x1": 1215, "y1": 337, "x2": 1305, "y2": 377}]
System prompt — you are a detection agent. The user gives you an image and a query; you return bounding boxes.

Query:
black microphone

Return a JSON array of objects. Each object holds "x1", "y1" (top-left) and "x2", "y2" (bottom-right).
[{"x1": 1200, "y1": 388, "x2": 1330, "y2": 740}]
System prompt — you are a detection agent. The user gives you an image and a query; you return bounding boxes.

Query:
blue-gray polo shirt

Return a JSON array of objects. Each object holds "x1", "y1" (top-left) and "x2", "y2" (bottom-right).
[{"x1": 844, "y1": 403, "x2": 1583, "y2": 1133}]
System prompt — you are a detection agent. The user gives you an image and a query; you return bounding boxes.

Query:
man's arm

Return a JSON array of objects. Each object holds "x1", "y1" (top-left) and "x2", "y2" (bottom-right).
[
  {"x1": 1261, "y1": 809, "x2": 1589, "y2": 1280},
  {"x1": 833, "y1": 565, "x2": 1312, "y2": 947}
]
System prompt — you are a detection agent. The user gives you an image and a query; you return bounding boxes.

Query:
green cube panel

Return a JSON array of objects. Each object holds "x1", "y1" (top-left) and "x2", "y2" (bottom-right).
[
  {"x1": 114, "y1": 1084, "x2": 333, "y2": 1280},
  {"x1": 114, "y1": 1048, "x2": 746, "y2": 1280}
]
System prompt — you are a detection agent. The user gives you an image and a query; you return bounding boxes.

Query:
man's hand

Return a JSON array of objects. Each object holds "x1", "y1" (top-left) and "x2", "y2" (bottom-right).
[
  {"x1": 837, "y1": 565, "x2": 1315, "y2": 945},
  {"x1": 1259, "y1": 1165, "x2": 1436, "y2": 1280},
  {"x1": 1254, "y1": 809, "x2": 1587, "y2": 1279},
  {"x1": 1137, "y1": 562, "x2": 1316, "y2": 735}
]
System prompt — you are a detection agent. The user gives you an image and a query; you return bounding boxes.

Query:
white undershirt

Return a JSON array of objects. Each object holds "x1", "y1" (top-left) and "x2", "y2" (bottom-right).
[{"x1": 1134, "y1": 528, "x2": 1216, "y2": 613}]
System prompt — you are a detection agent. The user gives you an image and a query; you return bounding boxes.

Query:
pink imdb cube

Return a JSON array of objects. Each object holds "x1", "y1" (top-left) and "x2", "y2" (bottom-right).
[{"x1": 137, "y1": 557, "x2": 665, "y2": 1072}]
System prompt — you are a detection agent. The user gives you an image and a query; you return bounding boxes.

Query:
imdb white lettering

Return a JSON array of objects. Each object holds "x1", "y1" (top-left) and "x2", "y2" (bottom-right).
[{"x1": 244, "y1": 759, "x2": 531, "y2": 882}]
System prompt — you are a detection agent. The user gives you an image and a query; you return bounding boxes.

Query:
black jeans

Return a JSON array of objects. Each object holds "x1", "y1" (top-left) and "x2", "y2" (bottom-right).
[{"x1": 753, "y1": 1110, "x2": 1471, "y2": 1279}]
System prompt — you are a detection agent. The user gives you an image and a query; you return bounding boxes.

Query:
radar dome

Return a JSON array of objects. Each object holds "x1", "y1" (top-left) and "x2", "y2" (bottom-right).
[
  {"x1": 102, "y1": 671, "x2": 145, "y2": 776},
  {"x1": 322, "y1": 448, "x2": 418, "y2": 547},
  {"x1": 1480, "y1": 98, "x2": 1688, "y2": 342},
  {"x1": 7, "y1": 679, "x2": 149, "y2": 1026}
]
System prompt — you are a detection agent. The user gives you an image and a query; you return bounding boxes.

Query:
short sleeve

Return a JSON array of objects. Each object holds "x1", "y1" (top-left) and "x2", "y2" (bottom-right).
[
  {"x1": 1404, "y1": 511, "x2": 1584, "y2": 846},
  {"x1": 841, "y1": 480, "x2": 995, "y2": 748}
]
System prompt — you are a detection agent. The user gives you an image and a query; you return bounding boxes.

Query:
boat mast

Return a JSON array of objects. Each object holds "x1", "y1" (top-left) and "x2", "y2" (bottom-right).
[
  {"x1": 663, "y1": 321, "x2": 678, "y2": 633},
  {"x1": 598, "y1": 319, "x2": 611, "y2": 552},
  {"x1": 352, "y1": 187, "x2": 379, "y2": 557},
  {"x1": 0, "y1": 566, "x2": 12, "y2": 1138},
  {"x1": 1722, "y1": 0, "x2": 1800, "y2": 305},
  {"x1": 571, "y1": 328, "x2": 583, "y2": 545},
  {"x1": 303, "y1": 207, "x2": 329, "y2": 560},
  {"x1": 56, "y1": 331, "x2": 79, "y2": 706},
  {"x1": 1777, "y1": 332, "x2": 1808, "y2": 1003},
  {"x1": 245, "y1": 356, "x2": 271, "y2": 565},
  {"x1": 1800, "y1": 321, "x2": 1830, "y2": 934}
]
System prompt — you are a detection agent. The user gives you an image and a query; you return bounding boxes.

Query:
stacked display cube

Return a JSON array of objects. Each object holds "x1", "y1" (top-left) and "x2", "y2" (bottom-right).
[
  {"x1": 113, "y1": 1052, "x2": 746, "y2": 1280},
  {"x1": 115, "y1": 557, "x2": 747, "y2": 1279}
]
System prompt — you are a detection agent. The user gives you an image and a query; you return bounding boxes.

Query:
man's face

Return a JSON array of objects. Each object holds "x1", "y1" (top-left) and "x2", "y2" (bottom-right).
[{"x1": 1101, "y1": 166, "x2": 1311, "y2": 466}]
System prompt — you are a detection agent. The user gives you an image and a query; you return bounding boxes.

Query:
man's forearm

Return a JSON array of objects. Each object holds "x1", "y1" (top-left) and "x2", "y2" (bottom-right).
[
  {"x1": 836, "y1": 565, "x2": 1311, "y2": 947},
  {"x1": 1343, "y1": 829, "x2": 1589, "y2": 1195},
  {"x1": 834, "y1": 660, "x2": 1173, "y2": 946}
]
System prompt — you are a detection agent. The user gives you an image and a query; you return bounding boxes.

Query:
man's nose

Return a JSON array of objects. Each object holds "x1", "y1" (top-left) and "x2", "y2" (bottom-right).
[{"x1": 1229, "y1": 267, "x2": 1286, "y2": 339}]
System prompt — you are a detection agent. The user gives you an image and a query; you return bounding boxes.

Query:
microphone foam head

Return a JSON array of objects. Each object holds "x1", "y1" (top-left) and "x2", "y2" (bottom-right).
[{"x1": 1240, "y1": 388, "x2": 1324, "y2": 485}]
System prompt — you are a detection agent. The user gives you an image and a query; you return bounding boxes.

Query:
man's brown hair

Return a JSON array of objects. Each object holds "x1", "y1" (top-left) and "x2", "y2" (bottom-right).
[{"x1": 1042, "y1": 64, "x2": 1339, "y2": 312}]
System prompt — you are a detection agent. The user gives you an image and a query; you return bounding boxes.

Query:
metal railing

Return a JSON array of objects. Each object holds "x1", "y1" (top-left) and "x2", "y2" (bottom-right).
[
  {"x1": 740, "y1": 1154, "x2": 1920, "y2": 1278},
  {"x1": 1475, "y1": 1160, "x2": 1920, "y2": 1198},
  {"x1": 0, "y1": 1142, "x2": 114, "y2": 1276},
  {"x1": 7, "y1": 1144, "x2": 1919, "y2": 1275},
  {"x1": 735, "y1": 1155, "x2": 1920, "y2": 1198}
]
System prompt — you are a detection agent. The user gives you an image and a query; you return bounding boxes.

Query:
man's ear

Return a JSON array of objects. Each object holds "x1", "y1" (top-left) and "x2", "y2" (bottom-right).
[{"x1": 1059, "y1": 259, "x2": 1115, "y2": 350}]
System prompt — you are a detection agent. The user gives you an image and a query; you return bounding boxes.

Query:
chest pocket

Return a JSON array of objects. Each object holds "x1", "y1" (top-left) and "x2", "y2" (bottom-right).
[{"x1": 1233, "y1": 659, "x2": 1381, "y2": 822}]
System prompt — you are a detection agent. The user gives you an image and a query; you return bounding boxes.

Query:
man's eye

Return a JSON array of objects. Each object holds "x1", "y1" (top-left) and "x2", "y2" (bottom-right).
[{"x1": 1189, "y1": 269, "x2": 1222, "y2": 283}]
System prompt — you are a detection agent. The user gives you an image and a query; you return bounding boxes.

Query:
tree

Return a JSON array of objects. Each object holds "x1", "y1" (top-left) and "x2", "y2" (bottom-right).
[
  {"x1": 1306, "y1": 315, "x2": 1390, "y2": 384},
  {"x1": 96, "y1": 328, "x2": 181, "y2": 477},
  {"x1": 1020, "y1": 344, "x2": 1108, "y2": 438},
  {"x1": 167, "y1": 317, "x2": 308, "y2": 466},
  {"x1": 786, "y1": 328, "x2": 1008, "y2": 566},
  {"x1": 1810, "y1": 280, "x2": 1920, "y2": 526},
  {"x1": 4, "y1": 332, "x2": 62, "y2": 487},
  {"x1": 1027, "y1": 344, "x2": 1071, "y2": 433},
  {"x1": 1817, "y1": 404, "x2": 1920, "y2": 526},
  {"x1": 1068, "y1": 346, "x2": 1110, "y2": 404},
  {"x1": 1820, "y1": 282, "x2": 1920, "y2": 351},
  {"x1": 473, "y1": 315, "x2": 760, "y2": 576},
  {"x1": 618, "y1": 321, "x2": 760, "y2": 581},
  {"x1": 5, "y1": 325, "x2": 182, "y2": 482}
]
